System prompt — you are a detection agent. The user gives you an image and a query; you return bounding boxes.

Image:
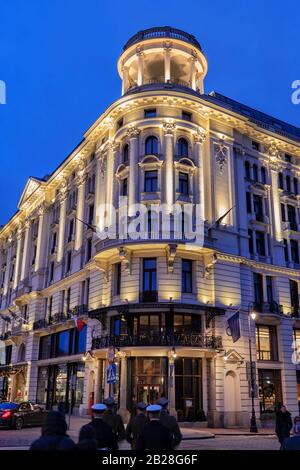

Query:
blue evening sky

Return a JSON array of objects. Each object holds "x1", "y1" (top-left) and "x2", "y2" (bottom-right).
[{"x1": 0, "y1": 0, "x2": 299, "y2": 225}]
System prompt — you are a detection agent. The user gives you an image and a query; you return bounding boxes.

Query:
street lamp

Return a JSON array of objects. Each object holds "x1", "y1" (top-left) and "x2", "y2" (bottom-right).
[{"x1": 248, "y1": 303, "x2": 258, "y2": 433}]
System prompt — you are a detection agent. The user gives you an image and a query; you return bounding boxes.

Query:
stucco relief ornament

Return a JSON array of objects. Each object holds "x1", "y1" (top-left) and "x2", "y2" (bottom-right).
[
  {"x1": 108, "y1": 141, "x2": 119, "y2": 153},
  {"x1": 265, "y1": 142, "x2": 280, "y2": 169},
  {"x1": 214, "y1": 142, "x2": 228, "y2": 174},
  {"x1": 98, "y1": 153, "x2": 106, "y2": 175},
  {"x1": 126, "y1": 126, "x2": 140, "y2": 138},
  {"x1": 163, "y1": 121, "x2": 176, "y2": 135},
  {"x1": 194, "y1": 129, "x2": 206, "y2": 144}
]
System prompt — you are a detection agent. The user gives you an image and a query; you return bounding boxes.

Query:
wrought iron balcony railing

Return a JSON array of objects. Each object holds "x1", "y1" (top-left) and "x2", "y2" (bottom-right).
[
  {"x1": 253, "y1": 301, "x2": 283, "y2": 315},
  {"x1": 33, "y1": 305, "x2": 88, "y2": 331},
  {"x1": 92, "y1": 332, "x2": 222, "y2": 350}
]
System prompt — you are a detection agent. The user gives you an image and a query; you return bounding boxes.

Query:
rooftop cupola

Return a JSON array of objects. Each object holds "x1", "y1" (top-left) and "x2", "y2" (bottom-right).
[{"x1": 117, "y1": 26, "x2": 208, "y2": 96}]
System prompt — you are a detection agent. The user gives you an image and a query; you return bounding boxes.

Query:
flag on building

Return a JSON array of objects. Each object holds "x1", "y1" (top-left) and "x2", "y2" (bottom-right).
[
  {"x1": 227, "y1": 311, "x2": 241, "y2": 343},
  {"x1": 71, "y1": 314, "x2": 85, "y2": 333}
]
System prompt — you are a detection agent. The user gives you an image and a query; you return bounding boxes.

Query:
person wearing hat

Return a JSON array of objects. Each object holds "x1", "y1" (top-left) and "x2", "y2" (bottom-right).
[
  {"x1": 88, "y1": 403, "x2": 118, "y2": 450},
  {"x1": 102, "y1": 396, "x2": 126, "y2": 441},
  {"x1": 156, "y1": 397, "x2": 182, "y2": 448},
  {"x1": 125, "y1": 402, "x2": 149, "y2": 450},
  {"x1": 136, "y1": 404, "x2": 172, "y2": 450},
  {"x1": 281, "y1": 416, "x2": 300, "y2": 450}
]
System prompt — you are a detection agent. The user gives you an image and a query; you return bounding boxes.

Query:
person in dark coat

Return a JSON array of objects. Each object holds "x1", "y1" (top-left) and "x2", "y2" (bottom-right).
[
  {"x1": 157, "y1": 397, "x2": 182, "y2": 448},
  {"x1": 88, "y1": 403, "x2": 118, "y2": 450},
  {"x1": 281, "y1": 416, "x2": 300, "y2": 450},
  {"x1": 30, "y1": 411, "x2": 77, "y2": 451},
  {"x1": 136, "y1": 404, "x2": 172, "y2": 451},
  {"x1": 77, "y1": 424, "x2": 98, "y2": 450},
  {"x1": 102, "y1": 397, "x2": 126, "y2": 441},
  {"x1": 125, "y1": 402, "x2": 149, "y2": 450},
  {"x1": 275, "y1": 405, "x2": 293, "y2": 445}
]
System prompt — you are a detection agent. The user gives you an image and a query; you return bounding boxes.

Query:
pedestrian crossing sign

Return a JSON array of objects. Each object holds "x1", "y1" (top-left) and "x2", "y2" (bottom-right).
[{"x1": 106, "y1": 363, "x2": 117, "y2": 384}]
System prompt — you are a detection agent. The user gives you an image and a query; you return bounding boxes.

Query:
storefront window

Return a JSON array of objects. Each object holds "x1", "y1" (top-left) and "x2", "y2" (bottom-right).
[
  {"x1": 130, "y1": 357, "x2": 167, "y2": 406},
  {"x1": 39, "y1": 335, "x2": 52, "y2": 360},
  {"x1": 74, "y1": 364, "x2": 85, "y2": 406},
  {"x1": 55, "y1": 364, "x2": 68, "y2": 405},
  {"x1": 258, "y1": 369, "x2": 282, "y2": 414},
  {"x1": 36, "y1": 367, "x2": 48, "y2": 404},
  {"x1": 175, "y1": 358, "x2": 203, "y2": 421}
]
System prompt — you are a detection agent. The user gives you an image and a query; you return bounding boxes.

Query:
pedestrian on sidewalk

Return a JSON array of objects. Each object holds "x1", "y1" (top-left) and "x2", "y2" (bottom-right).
[
  {"x1": 156, "y1": 397, "x2": 182, "y2": 448},
  {"x1": 125, "y1": 401, "x2": 149, "y2": 449},
  {"x1": 275, "y1": 405, "x2": 293, "y2": 446},
  {"x1": 102, "y1": 396, "x2": 126, "y2": 441},
  {"x1": 281, "y1": 416, "x2": 300, "y2": 450},
  {"x1": 30, "y1": 411, "x2": 77, "y2": 451},
  {"x1": 136, "y1": 405, "x2": 172, "y2": 451},
  {"x1": 77, "y1": 424, "x2": 98, "y2": 450},
  {"x1": 88, "y1": 403, "x2": 118, "y2": 450}
]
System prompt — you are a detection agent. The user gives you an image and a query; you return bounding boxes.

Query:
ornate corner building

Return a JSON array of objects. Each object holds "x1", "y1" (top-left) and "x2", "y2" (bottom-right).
[{"x1": 0, "y1": 26, "x2": 300, "y2": 427}]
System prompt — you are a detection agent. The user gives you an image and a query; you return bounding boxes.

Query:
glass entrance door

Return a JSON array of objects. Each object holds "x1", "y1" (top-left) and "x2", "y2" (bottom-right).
[{"x1": 137, "y1": 384, "x2": 161, "y2": 404}]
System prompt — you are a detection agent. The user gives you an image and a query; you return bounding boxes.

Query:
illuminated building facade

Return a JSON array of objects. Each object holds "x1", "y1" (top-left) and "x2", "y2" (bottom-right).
[{"x1": 1, "y1": 27, "x2": 300, "y2": 426}]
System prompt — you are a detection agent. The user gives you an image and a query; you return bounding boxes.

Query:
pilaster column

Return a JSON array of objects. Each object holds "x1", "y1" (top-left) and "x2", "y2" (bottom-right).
[
  {"x1": 106, "y1": 141, "x2": 119, "y2": 227},
  {"x1": 194, "y1": 129, "x2": 206, "y2": 221},
  {"x1": 164, "y1": 44, "x2": 171, "y2": 82},
  {"x1": 122, "y1": 66, "x2": 129, "y2": 95},
  {"x1": 167, "y1": 351, "x2": 176, "y2": 416},
  {"x1": 34, "y1": 203, "x2": 49, "y2": 271},
  {"x1": 95, "y1": 151, "x2": 106, "y2": 232},
  {"x1": 3, "y1": 237, "x2": 12, "y2": 295},
  {"x1": 127, "y1": 127, "x2": 140, "y2": 216},
  {"x1": 57, "y1": 183, "x2": 68, "y2": 263},
  {"x1": 13, "y1": 227, "x2": 22, "y2": 289},
  {"x1": 118, "y1": 351, "x2": 130, "y2": 422},
  {"x1": 75, "y1": 161, "x2": 87, "y2": 251},
  {"x1": 137, "y1": 52, "x2": 144, "y2": 86},
  {"x1": 269, "y1": 156, "x2": 285, "y2": 264},
  {"x1": 190, "y1": 57, "x2": 197, "y2": 90},
  {"x1": 163, "y1": 122, "x2": 176, "y2": 213},
  {"x1": 20, "y1": 219, "x2": 31, "y2": 281}
]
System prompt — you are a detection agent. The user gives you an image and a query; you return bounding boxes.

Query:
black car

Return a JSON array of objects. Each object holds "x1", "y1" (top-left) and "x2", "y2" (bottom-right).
[{"x1": 0, "y1": 401, "x2": 47, "y2": 429}]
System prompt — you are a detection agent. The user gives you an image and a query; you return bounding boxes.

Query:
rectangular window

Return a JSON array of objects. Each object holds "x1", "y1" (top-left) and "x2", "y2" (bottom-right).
[
  {"x1": 5, "y1": 345, "x2": 12, "y2": 365},
  {"x1": 253, "y1": 272, "x2": 263, "y2": 305},
  {"x1": 66, "y1": 251, "x2": 72, "y2": 273},
  {"x1": 51, "y1": 232, "x2": 57, "y2": 254},
  {"x1": 88, "y1": 205, "x2": 94, "y2": 225},
  {"x1": 144, "y1": 108, "x2": 157, "y2": 118},
  {"x1": 252, "y1": 140, "x2": 260, "y2": 151},
  {"x1": 57, "y1": 330, "x2": 70, "y2": 356},
  {"x1": 290, "y1": 279, "x2": 299, "y2": 315},
  {"x1": 248, "y1": 229, "x2": 254, "y2": 254},
  {"x1": 253, "y1": 195, "x2": 263, "y2": 222},
  {"x1": 256, "y1": 231, "x2": 265, "y2": 256},
  {"x1": 182, "y1": 259, "x2": 193, "y2": 293},
  {"x1": 291, "y1": 240, "x2": 299, "y2": 264},
  {"x1": 39, "y1": 335, "x2": 52, "y2": 360},
  {"x1": 287, "y1": 205, "x2": 297, "y2": 231},
  {"x1": 86, "y1": 238, "x2": 92, "y2": 262},
  {"x1": 285, "y1": 153, "x2": 292, "y2": 163},
  {"x1": 286, "y1": 175, "x2": 291, "y2": 193},
  {"x1": 258, "y1": 369, "x2": 282, "y2": 414},
  {"x1": 256, "y1": 325, "x2": 278, "y2": 361},
  {"x1": 122, "y1": 178, "x2": 128, "y2": 196},
  {"x1": 66, "y1": 288, "x2": 71, "y2": 314},
  {"x1": 144, "y1": 170, "x2": 158, "y2": 192},
  {"x1": 49, "y1": 262, "x2": 54, "y2": 282},
  {"x1": 283, "y1": 239, "x2": 289, "y2": 262},
  {"x1": 114, "y1": 262, "x2": 121, "y2": 296},
  {"x1": 281, "y1": 204, "x2": 286, "y2": 222},
  {"x1": 182, "y1": 111, "x2": 192, "y2": 121},
  {"x1": 266, "y1": 276, "x2": 274, "y2": 304},
  {"x1": 246, "y1": 192, "x2": 252, "y2": 213},
  {"x1": 179, "y1": 172, "x2": 189, "y2": 195},
  {"x1": 68, "y1": 219, "x2": 74, "y2": 242},
  {"x1": 143, "y1": 258, "x2": 157, "y2": 292}
]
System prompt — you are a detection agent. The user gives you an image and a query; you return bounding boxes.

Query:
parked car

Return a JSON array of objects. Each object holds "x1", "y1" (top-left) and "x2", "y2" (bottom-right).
[{"x1": 0, "y1": 401, "x2": 47, "y2": 429}]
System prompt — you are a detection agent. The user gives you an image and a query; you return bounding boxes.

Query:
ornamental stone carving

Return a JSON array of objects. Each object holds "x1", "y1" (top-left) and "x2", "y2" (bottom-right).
[
  {"x1": 126, "y1": 126, "x2": 140, "y2": 138},
  {"x1": 97, "y1": 153, "x2": 106, "y2": 175},
  {"x1": 214, "y1": 142, "x2": 228, "y2": 173},
  {"x1": 163, "y1": 121, "x2": 176, "y2": 135},
  {"x1": 108, "y1": 140, "x2": 120, "y2": 153},
  {"x1": 194, "y1": 129, "x2": 206, "y2": 144}
]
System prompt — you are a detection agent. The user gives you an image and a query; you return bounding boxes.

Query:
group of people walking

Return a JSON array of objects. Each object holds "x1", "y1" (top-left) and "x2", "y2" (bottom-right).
[
  {"x1": 30, "y1": 396, "x2": 182, "y2": 451},
  {"x1": 275, "y1": 405, "x2": 300, "y2": 450}
]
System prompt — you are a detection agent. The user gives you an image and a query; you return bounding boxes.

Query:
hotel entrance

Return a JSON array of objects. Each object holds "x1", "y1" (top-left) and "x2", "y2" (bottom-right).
[{"x1": 128, "y1": 357, "x2": 168, "y2": 407}]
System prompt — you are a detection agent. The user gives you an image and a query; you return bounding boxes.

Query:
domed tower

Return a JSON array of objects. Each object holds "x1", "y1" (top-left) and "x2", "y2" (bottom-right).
[{"x1": 117, "y1": 26, "x2": 208, "y2": 95}]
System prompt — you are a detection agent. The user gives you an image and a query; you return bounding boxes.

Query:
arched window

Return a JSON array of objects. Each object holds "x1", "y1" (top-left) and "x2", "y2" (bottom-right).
[
  {"x1": 253, "y1": 164, "x2": 258, "y2": 182},
  {"x1": 261, "y1": 166, "x2": 266, "y2": 184},
  {"x1": 123, "y1": 144, "x2": 129, "y2": 163},
  {"x1": 178, "y1": 138, "x2": 189, "y2": 157},
  {"x1": 293, "y1": 177, "x2": 298, "y2": 195},
  {"x1": 245, "y1": 161, "x2": 251, "y2": 179},
  {"x1": 278, "y1": 172, "x2": 284, "y2": 189},
  {"x1": 145, "y1": 136, "x2": 158, "y2": 155}
]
